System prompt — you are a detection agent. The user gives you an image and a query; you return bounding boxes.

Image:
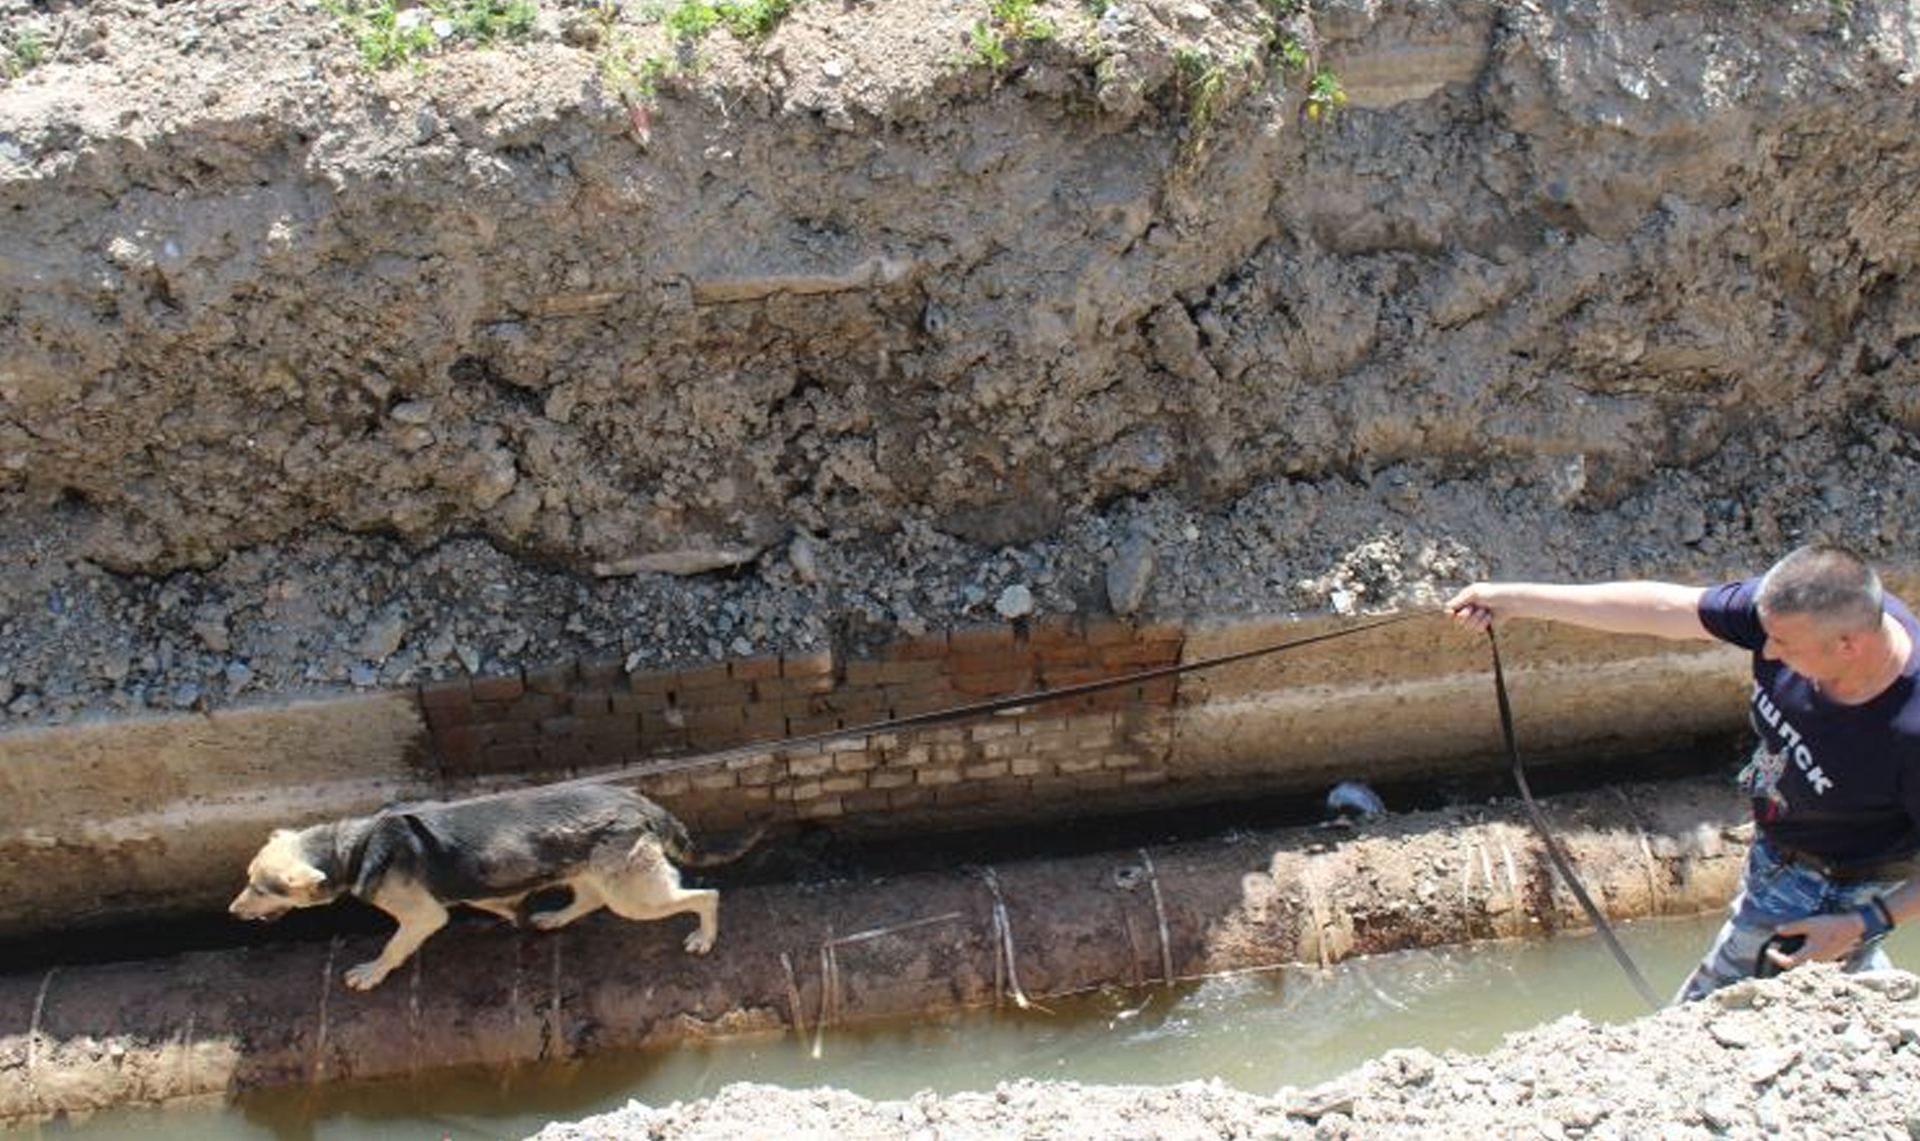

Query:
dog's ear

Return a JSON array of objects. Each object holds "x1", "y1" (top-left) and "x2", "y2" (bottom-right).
[{"x1": 286, "y1": 864, "x2": 327, "y2": 890}]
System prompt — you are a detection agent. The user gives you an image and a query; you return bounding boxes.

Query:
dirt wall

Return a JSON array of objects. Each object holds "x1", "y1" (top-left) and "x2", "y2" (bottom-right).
[{"x1": 4, "y1": 0, "x2": 1920, "y2": 575}]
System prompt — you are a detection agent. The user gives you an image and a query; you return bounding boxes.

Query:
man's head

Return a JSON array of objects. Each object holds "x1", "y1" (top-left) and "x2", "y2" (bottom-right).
[{"x1": 1755, "y1": 544, "x2": 1887, "y2": 684}]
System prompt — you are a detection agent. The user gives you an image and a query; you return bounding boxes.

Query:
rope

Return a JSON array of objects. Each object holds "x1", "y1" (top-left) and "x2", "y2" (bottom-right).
[
  {"x1": 1486, "y1": 627, "x2": 1663, "y2": 1010},
  {"x1": 440, "y1": 609, "x2": 1433, "y2": 807}
]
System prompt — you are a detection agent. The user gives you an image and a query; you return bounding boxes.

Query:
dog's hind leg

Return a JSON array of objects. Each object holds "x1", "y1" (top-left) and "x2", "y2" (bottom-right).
[
  {"x1": 601, "y1": 846, "x2": 719, "y2": 955},
  {"x1": 527, "y1": 881, "x2": 606, "y2": 931},
  {"x1": 345, "y1": 884, "x2": 449, "y2": 991}
]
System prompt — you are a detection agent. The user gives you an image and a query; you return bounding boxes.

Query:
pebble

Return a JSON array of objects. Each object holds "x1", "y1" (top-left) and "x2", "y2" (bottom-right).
[
  {"x1": 995, "y1": 584, "x2": 1034, "y2": 619},
  {"x1": 1104, "y1": 534, "x2": 1155, "y2": 616},
  {"x1": 224, "y1": 661, "x2": 251, "y2": 688},
  {"x1": 168, "y1": 682, "x2": 200, "y2": 709},
  {"x1": 348, "y1": 663, "x2": 377, "y2": 688}
]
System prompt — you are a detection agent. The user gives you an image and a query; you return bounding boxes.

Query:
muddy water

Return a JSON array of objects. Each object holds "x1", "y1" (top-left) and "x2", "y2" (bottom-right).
[{"x1": 18, "y1": 917, "x2": 1919, "y2": 1140}]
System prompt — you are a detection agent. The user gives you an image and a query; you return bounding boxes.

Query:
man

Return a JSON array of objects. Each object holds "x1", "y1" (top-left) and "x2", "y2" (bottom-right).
[{"x1": 1447, "y1": 544, "x2": 1920, "y2": 1001}]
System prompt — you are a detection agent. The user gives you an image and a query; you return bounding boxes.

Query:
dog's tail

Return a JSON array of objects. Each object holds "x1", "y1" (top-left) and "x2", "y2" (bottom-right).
[{"x1": 657, "y1": 818, "x2": 767, "y2": 868}]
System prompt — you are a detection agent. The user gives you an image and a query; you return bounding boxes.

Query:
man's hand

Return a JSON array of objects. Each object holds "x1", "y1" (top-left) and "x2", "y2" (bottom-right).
[
  {"x1": 1769, "y1": 912, "x2": 1869, "y2": 971},
  {"x1": 1445, "y1": 584, "x2": 1501, "y2": 631}
]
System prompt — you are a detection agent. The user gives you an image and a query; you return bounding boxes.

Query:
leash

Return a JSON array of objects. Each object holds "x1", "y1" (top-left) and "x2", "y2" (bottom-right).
[
  {"x1": 505, "y1": 609, "x2": 1434, "y2": 801},
  {"x1": 1485, "y1": 626, "x2": 1664, "y2": 1010}
]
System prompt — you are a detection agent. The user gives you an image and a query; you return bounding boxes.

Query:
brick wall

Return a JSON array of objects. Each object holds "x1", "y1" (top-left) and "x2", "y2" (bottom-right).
[{"x1": 412, "y1": 616, "x2": 1187, "y2": 831}]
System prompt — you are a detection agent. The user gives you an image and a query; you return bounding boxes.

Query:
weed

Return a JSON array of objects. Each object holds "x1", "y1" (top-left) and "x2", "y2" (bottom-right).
[
  {"x1": 600, "y1": 32, "x2": 679, "y2": 105},
  {"x1": 1175, "y1": 46, "x2": 1258, "y2": 169},
  {"x1": 713, "y1": 0, "x2": 797, "y2": 38},
  {"x1": 2, "y1": 27, "x2": 43, "y2": 79},
  {"x1": 1274, "y1": 34, "x2": 1308, "y2": 73},
  {"x1": 663, "y1": 0, "x2": 718, "y2": 39},
  {"x1": 1305, "y1": 64, "x2": 1346, "y2": 122},
  {"x1": 955, "y1": 0, "x2": 1055, "y2": 72},
  {"x1": 323, "y1": 0, "x2": 538, "y2": 70}
]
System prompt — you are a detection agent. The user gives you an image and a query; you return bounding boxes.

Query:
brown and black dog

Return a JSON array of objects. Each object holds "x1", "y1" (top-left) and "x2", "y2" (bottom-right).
[{"x1": 230, "y1": 784, "x2": 757, "y2": 990}]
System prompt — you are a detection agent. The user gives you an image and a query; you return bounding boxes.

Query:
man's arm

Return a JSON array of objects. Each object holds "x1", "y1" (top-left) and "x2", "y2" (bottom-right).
[{"x1": 1445, "y1": 581, "x2": 1714, "y2": 642}]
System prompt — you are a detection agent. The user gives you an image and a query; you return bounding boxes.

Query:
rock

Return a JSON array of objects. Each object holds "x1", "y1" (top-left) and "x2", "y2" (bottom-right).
[
  {"x1": 355, "y1": 611, "x2": 409, "y2": 662},
  {"x1": 191, "y1": 613, "x2": 230, "y2": 653},
  {"x1": 995, "y1": 584, "x2": 1034, "y2": 619},
  {"x1": 1105, "y1": 534, "x2": 1155, "y2": 616},
  {"x1": 348, "y1": 663, "x2": 377, "y2": 688},
  {"x1": 593, "y1": 547, "x2": 762, "y2": 577},
  {"x1": 390, "y1": 400, "x2": 434, "y2": 425},
  {"x1": 789, "y1": 533, "x2": 822, "y2": 585}
]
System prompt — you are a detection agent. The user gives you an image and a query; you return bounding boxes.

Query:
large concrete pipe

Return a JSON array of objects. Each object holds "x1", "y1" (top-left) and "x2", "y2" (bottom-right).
[{"x1": 0, "y1": 778, "x2": 1747, "y2": 1123}]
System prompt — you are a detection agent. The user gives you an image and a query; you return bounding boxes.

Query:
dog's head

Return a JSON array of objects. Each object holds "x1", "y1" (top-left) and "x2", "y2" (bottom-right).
[{"x1": 229, "y1": 829, "x2": 341, "y2": 920}]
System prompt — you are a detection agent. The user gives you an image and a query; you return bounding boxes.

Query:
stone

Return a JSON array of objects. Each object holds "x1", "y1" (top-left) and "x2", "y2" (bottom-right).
[
  {"x1": 1105, "y1": 533, "x2": 1155, "y2": 616},
  {"x1": 995, "y1": 583, "x2": 1034, "y2": 619}
]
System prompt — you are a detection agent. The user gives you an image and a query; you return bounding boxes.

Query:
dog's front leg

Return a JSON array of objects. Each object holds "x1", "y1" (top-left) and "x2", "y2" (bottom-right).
[{"x1": 344, "y1": 887, "x2": 449, "y2": 991}]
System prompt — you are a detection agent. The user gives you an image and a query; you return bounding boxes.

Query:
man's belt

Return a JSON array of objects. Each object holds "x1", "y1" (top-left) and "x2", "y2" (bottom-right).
[{"x1": 1771, "y1": 842, "x2": 1920, "y2": 884}]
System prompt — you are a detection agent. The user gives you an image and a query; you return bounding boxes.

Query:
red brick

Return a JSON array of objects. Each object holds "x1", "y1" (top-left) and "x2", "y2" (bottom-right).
[
  {"x1": 787, "y1": 713, "x2": 844, "y2": 736},
  {"x1": 675, "y1": 662, "x2": 732, "y2": 691},
  {"x1": 430, "y1": 723, "x2": 480, "y2": 771},
  {"x1": 729, "y1": 654, "x2": 782, "y2": 681},
  {"x1": 883, "y1": 631, "x2": 949, "y2": 661},
  {"x1": 571, "y1": 692, "x2": 613, "y2": 717},
  {"x1": 1130, "y1": 620, "x2": 1186, "y2": 645},
  {"x1": 477, "y1": 720, "x2": 538, "y2": 746},
  {"x1": 755, "y1": 674, "x2": 834, "y2": 700},
  {"x1": 1082, "y1": 618, "x2": 1134, "y2": 646},
  {"x1": 610, "y1": 691, "x2": 670, "y2": 716},
  {"x1": 953, "y1": 668, "x2": 1035, "y2": 697},
  {"x1": 886, "y1": 681, "x2": 962, "y2": 717},
  {"x1": 628, "y1": 668, "x2": 676, "y2": 695},
  {"x1": 579, "y1": 656, "x2": 627, "y2": 688},
  {"x1": 949, "y1": 648, "x2": 1035, "y2": 676},
  {"x1": 524, "y1": 660, "x2": 579, "y2": 695},
  {"x1": 418, "y1": 678, "x2": 475, "y2": 715},
  {"x1": 675, "y1": 679, "x2": 751, "y2": 709},
  {"x1": 781, "y1": 648, "x2": 835, "y2": 680},
  {"x1": 478, "y1": 744, "x2": 540, "y2": 773},
  {"x1": 1095, "y1": 642, "x2": 1182, "y2": 668},
  {"x1": 470, "y1": 672, "x2": 526, "y2": 703},
  {"x1": 1022, "y1": 614, "x2": 1082, "y2": 648},
  {"x1": 947, "y1": 623, "x2": 1016, "y2": 654}
]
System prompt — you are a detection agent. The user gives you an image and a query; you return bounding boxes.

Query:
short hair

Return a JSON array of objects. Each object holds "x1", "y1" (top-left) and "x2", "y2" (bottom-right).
[{"x1": 1756, "y1": 544, "x2": 1884, "y2": 634}]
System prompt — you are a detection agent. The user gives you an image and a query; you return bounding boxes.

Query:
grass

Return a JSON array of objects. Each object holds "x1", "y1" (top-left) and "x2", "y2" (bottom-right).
[
  {"x1": 955, "y1": 0, "x2": 1056, "y2": 74},
  {"x1": 595, "y1": 0, "x2": 803, "y2": 119},
  {"x1": 324, "y1": 0, "x2": 538, "y2": 69},
  {"x1": 2, "y1": 27, "x2": 44, "y2": 79}
]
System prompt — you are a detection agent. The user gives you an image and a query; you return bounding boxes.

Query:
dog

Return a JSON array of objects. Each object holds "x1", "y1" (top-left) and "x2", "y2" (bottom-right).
[{"x1": 229, "y1": 783, "x2": 759, "y2": 991}]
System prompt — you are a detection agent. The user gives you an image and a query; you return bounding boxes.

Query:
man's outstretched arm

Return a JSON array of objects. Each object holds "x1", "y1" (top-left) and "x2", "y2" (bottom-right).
[{"x1": 1446, "y1": 581, "x2": 1713, "y2": 641}]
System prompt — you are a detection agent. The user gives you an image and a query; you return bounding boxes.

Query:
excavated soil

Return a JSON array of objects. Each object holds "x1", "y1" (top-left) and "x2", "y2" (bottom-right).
[
  {"x1": 4, "y1": 0, "x2": 1920, "y2": 724},
  {"x1": 532, "y1": 966, "x2": 1920, "y2": 1141}
]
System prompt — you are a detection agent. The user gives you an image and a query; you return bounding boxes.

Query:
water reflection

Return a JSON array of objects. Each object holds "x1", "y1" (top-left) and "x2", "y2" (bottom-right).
[{"x1": 16, "y1": 915, "x2": 1918, "y2": 1141}]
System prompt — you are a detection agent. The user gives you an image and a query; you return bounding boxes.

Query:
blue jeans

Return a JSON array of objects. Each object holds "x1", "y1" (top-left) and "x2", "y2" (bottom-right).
[{"x1": 1676, "y1": 837, "x2": 1904, "y2": 1003}]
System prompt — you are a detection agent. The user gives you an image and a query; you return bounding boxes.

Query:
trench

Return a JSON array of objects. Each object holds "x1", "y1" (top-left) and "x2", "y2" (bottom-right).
[{"x1": 0, "y1": 767, "x2": 1756, "y2": 1128}]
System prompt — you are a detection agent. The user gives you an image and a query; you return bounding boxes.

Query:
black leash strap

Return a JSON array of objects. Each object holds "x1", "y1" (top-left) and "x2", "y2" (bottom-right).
[
  {"x1": 1487, "y1": 627, "x2": 1663, "y2": 1010},
  {"x1": 476, "y1": 610, "x2": 1434, "y2": 804}
]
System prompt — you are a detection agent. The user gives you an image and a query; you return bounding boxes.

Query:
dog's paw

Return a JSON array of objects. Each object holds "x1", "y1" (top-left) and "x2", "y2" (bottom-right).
[
  {"x1": 343, "y1": 962, "x2": 390, "y2": 990},
  {"x1": 684, "y1": 930, "x2": 714, "y2": 955},
  {"x1": 528, "y1": 910, "x2": 567, "y2": 931}
]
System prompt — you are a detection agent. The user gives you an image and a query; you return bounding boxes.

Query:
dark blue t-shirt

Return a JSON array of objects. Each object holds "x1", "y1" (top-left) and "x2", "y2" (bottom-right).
[{"x1": 1698, "y1": 578, "x2": 1920, "y2": 866}]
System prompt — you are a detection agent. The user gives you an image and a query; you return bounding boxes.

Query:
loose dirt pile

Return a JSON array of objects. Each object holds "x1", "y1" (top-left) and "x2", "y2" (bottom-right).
[
  {"x1": 5, "y1": 0, "x2": 1920, "y2": 726},
  {"x1": 531, "y1": 965, "x2": 1920, "y2": 1140}
]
